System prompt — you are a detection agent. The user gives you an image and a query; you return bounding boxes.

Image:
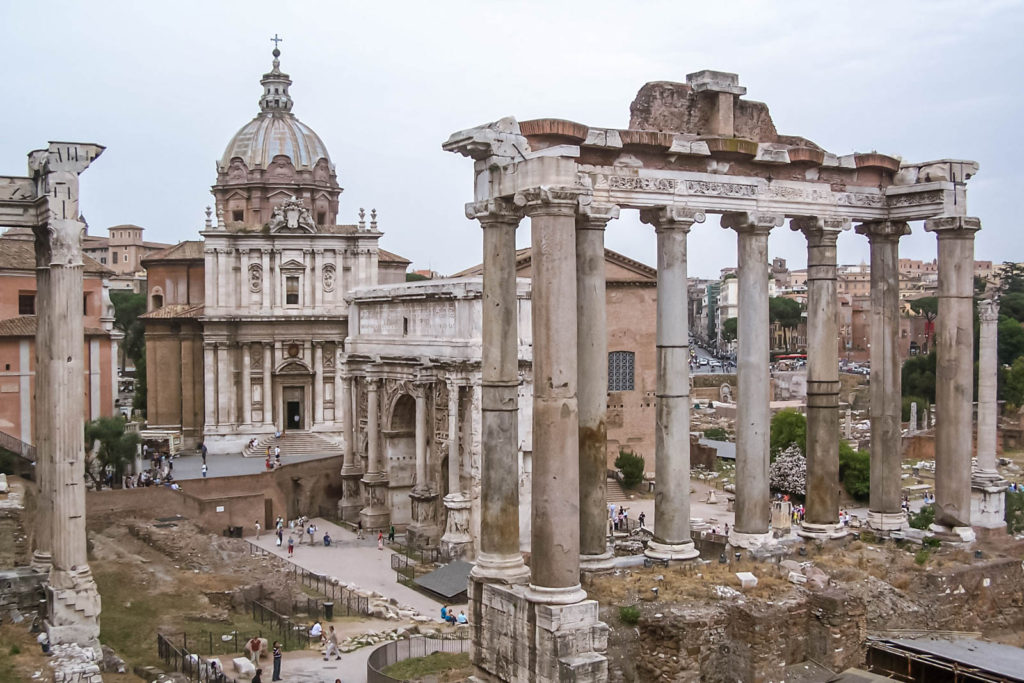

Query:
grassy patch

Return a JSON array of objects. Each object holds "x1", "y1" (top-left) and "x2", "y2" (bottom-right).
[
  {"x1": 382, "y1": 650, "x2": 472, "y2": 681},
  {"x1": 619, "y1": 605, "x2": 640, "y2": 625}
]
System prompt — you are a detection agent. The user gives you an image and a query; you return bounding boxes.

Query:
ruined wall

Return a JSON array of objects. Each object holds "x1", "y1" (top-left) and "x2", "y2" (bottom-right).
[{"x1": 920, "y1": 558, "x2": 1024, "y2": 634}]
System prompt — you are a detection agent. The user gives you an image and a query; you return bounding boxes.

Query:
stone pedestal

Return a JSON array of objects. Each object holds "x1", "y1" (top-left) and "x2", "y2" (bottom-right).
[
  {"x1": 866, "y1": 511, "x2": 906, "y2": 532},
  {"x1": 798, "y1": 522, "x2": 848, "y2": 540},
  {"x1": 970, "y1": 482, "x2": 1007, "y2": 531},
  {"x1": 407, "y1": 491, "x2": 441, "y2": 549},
  {"x1": 471, "y1": 581, "x2": 608, "y2": 683},
  {"x1": 338, "y1": 470, "x2": 364, "y2": 522},
  {"x1": 441, "y1": 492, "x2": 473, "y2": 559}
]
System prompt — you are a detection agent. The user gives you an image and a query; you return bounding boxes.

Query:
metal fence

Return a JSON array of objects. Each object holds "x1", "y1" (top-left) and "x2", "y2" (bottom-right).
[
  {"x1": 250, "y1": 600, "x2": 314, "y2": 650},
  {"x1": 246, "y1": 541, "x2": 371, "y2": 616},
  {"x1": 366, "y1": 636, "x2": 471, "y2": 683},
  {"x1": 156, "y1": 632, "x2": 236, "y2": 682}
]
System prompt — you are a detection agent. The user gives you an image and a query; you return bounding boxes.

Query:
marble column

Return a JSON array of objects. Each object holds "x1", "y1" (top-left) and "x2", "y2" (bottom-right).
[
  {"x1": 577, "y1": 202, "x2": 619, "y2": 571},
  {"x1": 241, "y1": 343, "x2": 252, "y2": 426},
  {"x1": 722, "y1": 212, "x2": 783, "y2": 549},
  {"x1": 972, "y1": 297, "x2": 1008, "y2": 530},
  {"x1": 641, "y1": 206, "x2": 705, "y2": 562},
  {"x1": 926, "y1": 216, "x2": 982, "y2": 537},
  {"x1": 519, "y1": 187, "x2": 586, "y2": 604},
  {"x1": 262, "y1": 343, "x2": 274, "y2": 427},
  {"x1": 441, "y1": 378, "x2": 472, "y2": 555},
  {"x1": 313, "y1": 342, "x2": 325, "y2": 426},
  {"x1": 359, "y1": 375, "x2": 390, "y2": 530},
  {"x1": 409, "y1": 375, "x2": 440, "y2": 548},
  {"x1": 794, "y1": 216, "x2": 849, "y2": 539},
  {"x1": 32, "y1": 263, "x2": 52, "y2": 570},
  {"x1": 414, "y1": 387, "x2": 429, "y2": 493},
  {"x1": 204, "y1": 343, "x2": 217, "y2": 429},
  {"x1": 30, "y1": 142, "x2": 104, "y2": 649},
  {"x1": 339, "y1": 367, "x2": 363, "y2": 521},
  {"x1": 855, "y1": 221, "x2": 910, "y2": 532},
  {"x1": 466, "y1": 199, "x2": 529, "y2": 584}
]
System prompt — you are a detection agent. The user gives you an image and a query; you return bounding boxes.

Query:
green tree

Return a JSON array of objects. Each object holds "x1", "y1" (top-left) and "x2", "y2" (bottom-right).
[
  {"x1": 84, "y1": 416, "x2": 139, "y2": 488},
  {"x1": 405, "y1": 272, "x2": 429, "y2": 282},
  {"x1": 997, "y1": 261, "x2": 1024, "y2": 295},
  {"x1": 1002, "y1": 356, "x2": 1024, "y2": 408},
  {"x1": 838, "y1": 441, "x2": 870, "y2": 501},
  {"x1": 901, "y1": 351, "x2": 936, "y2": 403},
  {"x1": 132, "y1": 354, "x2": 147, "y2": 414},
  {"x1": 1000, "y1": 292, "x2": 1024, "y2": 323},
  {"x1": 722, "y1": 317, "x2": 738, "y2": 343},
  {"x1": 614, "y1": 450, "x2": 645, "y2": 489},
  {"x1": 768, "y1": 297, "x2": 803, "y2": 350},
  {"x1": 770, "y1": 408, "x2": 806, "y2": 455},
  {"x1": 110, "y1": 290, "x2": 147, "y2": 374},
  {"x1": 909, "y1": 296, "x2": 938, "y2": 353},
  {"x1": 1007, "y1": 490, "x2": 1024, "y2": 535},
  {"x1": 998, "y1": 316, "x2": 1024, "y2": 367}
]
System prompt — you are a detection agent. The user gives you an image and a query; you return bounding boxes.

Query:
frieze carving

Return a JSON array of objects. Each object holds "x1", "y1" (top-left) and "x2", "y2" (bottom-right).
[
  {"x1": 433, "y1": 381, "x2": 449, "y2": 442},
  {"x1": 765, "y1": 185, "x2": 833, "y2": 202},
  {"x1": 836, "y1": 192, "x2": 885, "y2": 208},
  {"x1": 605, "y1": 175, "x2": 678, "y2": 192},
  {"x1": 685, "y1": 180, "x2": 757, "y2": 198},
  {"x1": 248, "y1": 263, "x2": 263, "y2": 293},
  {"x1": 322, "y1": 263, "x2": 337, "y2": 292},
  {"x1": 887, "y1": 190, "x2": 945, "y2": 208}
]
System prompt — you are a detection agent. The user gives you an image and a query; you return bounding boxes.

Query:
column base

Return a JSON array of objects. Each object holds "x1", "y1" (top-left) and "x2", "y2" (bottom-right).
[
  {"x1": 928, "y1": 523, "x2": 977, "y2": 544},
  {"x1": 971, "y1": 479, "x2": 1008, "y2": 530},
  {"x1": 471, "y1": 581, "x2": 607, "y2": 683},
  {"x1": 471, "y1": 552, "x2": 531, "y2": 585},
  {"x1": 644, "y1": 540, "x2": 700, "y2": 562},
  {"x1": 46, "y1": 566, "x2": 101, "y2": 651},
  {"x1": 359, "y1": 474, "x2": 390, "y2": 531},
  {"x1": 579, "y1": 549, "x2": 616, "y2": 574},
  {"x1": 797, "y1": 522, "x2": 849, "y2": 540},
  {"x1": 32, "y1": 551, "x2": 53, "y2": 573},
  {"x1": 866, "y1": 511, "x2": 907, "y2": 533},
  {"x1": 728, "y1": 530, "x2": 774, "y2": 550},
  {"x1": 441, "y1": 493, "x2": 473, "y2": 559},
  {"x1": 525, "y1": 583, "x2": 589, "y2": 606},
  {"x1": 338, "y1": 470, "x2": 364, "y2": 522}
]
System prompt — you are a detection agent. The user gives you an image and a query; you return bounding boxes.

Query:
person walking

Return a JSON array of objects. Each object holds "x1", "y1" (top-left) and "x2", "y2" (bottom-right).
[
  {"x1": 276, "y1": 527, "x2": 283, "y2": 547},
  {"x1": 200, "y1": 442, "x2": 207, "y2": 465},
  {"x1": 201, "y1": 463, "x2": 208, "y2": 478},
  {"x1": 638, "y1": 511, "x2": 646, "y2": 529},
  {"x1": 247, "y1": 636, "x2": 262, "y2": 665},
  {"x1": 255, "y1": 521, "x2": 261, "y2": 540},
  {"x1": 357, "y1": 519, "x2": 364, "y2": 540},
  {"x1": 323, "y1": 626, "x2": 341, "y2": 661},
  {"x1": 271, "y1": 642, "x2": 282, "y2": 681},
  {"x1": 287, "y1": 537, "x2": 294, "y2": 556},
  {"x1": 377, "y1": 531, "x2": 384, "y2": 551},
  {"x1": 388, "y1": 525, "x2": 395, "y2": 544}
]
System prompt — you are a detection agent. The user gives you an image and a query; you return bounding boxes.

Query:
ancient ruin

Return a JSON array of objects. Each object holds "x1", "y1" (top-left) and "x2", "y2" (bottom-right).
[{"x1": 445, "y1": 70, "x2": 984, "y2": 681}]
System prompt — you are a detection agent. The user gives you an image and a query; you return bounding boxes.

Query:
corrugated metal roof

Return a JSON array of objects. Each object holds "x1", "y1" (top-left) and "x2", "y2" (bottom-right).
[{"x1": 885, "y1": 637, "x2": 1024, "y2": 681}]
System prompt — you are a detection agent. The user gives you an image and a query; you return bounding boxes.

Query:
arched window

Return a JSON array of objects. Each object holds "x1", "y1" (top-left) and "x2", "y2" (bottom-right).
[{"x1": 608, "y1": 351, "x2": 635, "y2": 392}]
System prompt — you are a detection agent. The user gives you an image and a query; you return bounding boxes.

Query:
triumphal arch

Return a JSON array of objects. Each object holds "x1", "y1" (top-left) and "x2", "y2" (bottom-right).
[{"x1": 445, "y1": 71, "x2": 982, "y2": 682}]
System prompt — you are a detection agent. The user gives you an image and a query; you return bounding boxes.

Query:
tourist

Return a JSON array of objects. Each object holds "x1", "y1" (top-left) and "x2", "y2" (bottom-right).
[
  {"x1": 309, "y1": 621, "x2": 323, "y2": 639},
  {"x1": 276, "y1": 527, "x2": 283, "y2": 547},
  {"x1": 287, "y1": 537, "x2": 294, "y2": 556},
  {"x1": 247, "y1": 636, "x2": 262, "y2": 664},
  {"x1": 457, "y1": 611, "x2": 468, "y2": 624},
  {"x1": 323, "y1": 532, "x2": 331, "y2": 547},
  {"x1": 255, "y1": 521, "x2": 261, "y2": 539},
  {"x1": 357, "y1": 519, "x2": 364, "y2": 539},
  {"x1": 441, "y1": 605, "x2": 449, "y2": 622},
  {"x1": 271, "y1": 642, "x2": 282, "y2": 681},
  {"x1": 252, "y1": 668, "x2": 262, "y2": 683},
  {"x1": 275, "y1": 445, "x2": 281, "y2": 460},
  {"x1": 200, "y1": 442, "x2": 207, "y2": 464},
  {"x1": 378, "y1": 530, "x2": 384, "y2": 551},
  {"x1": 638, "y1": 511, "x2": 646, "y2": 529},
  {"x1": 724, "y1": 523, "x2": 730, "y2": 536},
  {"x1": 201, "y1": 463, "x2": 208, "y2": 478},
  {"x1": 323, "y1": 625, "x2": 341, "y2": 661},
  {"x1": 389, "y1": 525, "x2": 396, "y2": 544},
  {"x1": 275, "y1": 452, "x2": 281, "y2": 468},
  {"x1": 307, "y1": 523, "x2": 316, "y2": 544},
  {"x1": 265, "y1": 456, "x2": 272, "y2": 472}
]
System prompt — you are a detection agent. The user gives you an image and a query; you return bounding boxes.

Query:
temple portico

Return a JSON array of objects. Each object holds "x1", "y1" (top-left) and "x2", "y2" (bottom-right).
[{"x1": 446, "y1": 69, "x2": 982, "y2": 682}]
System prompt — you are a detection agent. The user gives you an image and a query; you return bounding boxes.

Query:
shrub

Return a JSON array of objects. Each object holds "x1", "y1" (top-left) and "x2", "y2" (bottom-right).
[
  {"x1": 1007, "y1": 490, "x2": 1024, "y2": 534},
  {"x1": 914, "y1": 549, "x2": 930, "y2": 566},
  {"x1": 703, "y1": 427, "x2": 729, "y2": 441},
  {"x1": 619, "y1": 605, "x2": 640, "y2": 625},
  {"x1": 615, "y1": 450, "x2": 645, "y2": 489},
  {"x1": 908, "y1": 504, "x2": 935, "y2": 530},
  {"x1": 770, "y1": 409, "x2": 806, "y2": 455},
  {"x1": 922, "y1": 536, "x2": 941, "y2": 549},
  {"x1": 838, "y1": 442, "x2": 870, "y2": 501},
  {"x1": 8, "y1": 644, "x2": 19, "y2": 655},
  {"x1": 901, "y1": 396, "x2": 929, "y2": 423}
]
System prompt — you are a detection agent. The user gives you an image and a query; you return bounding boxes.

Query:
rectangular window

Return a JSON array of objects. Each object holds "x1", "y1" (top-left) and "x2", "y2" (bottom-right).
[
  {"x1": 112, "y1": 251, "x2": 119, "y2": 264},
  {"x1": 608, "y1": 351, "x2": 635, "y2": 392},
  {"x1": 83, "y1": 294, "x2": 89, "y2": 315},
  {"x1": 100, "y1": 257, "x2": 107, "y2": 264},
  {"x1": 233, "y1": 210, "x2": 244, "y2": 222},
  {"x1": 18, "y1": 293, "x2": 35, "y2": 315},
  {"x1": 286, "y1": 276, "x2": 300, "y2": 305}
]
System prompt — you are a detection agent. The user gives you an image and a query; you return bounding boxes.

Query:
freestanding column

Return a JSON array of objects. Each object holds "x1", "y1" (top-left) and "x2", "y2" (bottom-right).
[
  {"x1": 32, "y1": 263, "x2": 52, "y2": 570},
  {"x1": 409, "y1": 374, "x2": 441, "y2": 548},
  {"x1": 519, "y1": 187, "x2": 586, "y2": 604},
  {"x1": 926, "y1": 216, "x2": 982, "y2": 536},
  {"x1": 339, "y1": 367, "x2": 363, "y2": 521},
  {"x1": 794, "y1": 216, "x2": 850, "y2": 539},
  {"x1": 359, "y1": 375, "x2": 390, "y2": 530},
  {"x1": 971, "y1": 297, "x2": 1008, "y2": 530},
  {"x1": 855, "y1": 221, "x2": 910, "y2": 532},
  {"x1": 30, "y1": 142, "x2": 104, "y2": 649},
  {"x1": 442, "y1": 378, "x2": 472, "y2": 557},
  {"x1": 641, "y1": 206, "x2": 704, "y2": 561},
  {"x1": 577, "y1": 202, "x2": 619, "y2": 571},
  {"x1": 466, "y1": 199, "x2": 529, "y2": 584},
  {"x1": 722, "y1": 212, "x2": 783, "y2": 549},
  {"x1": 414, "y1": 388, "x2": 428, "y2": 493}
]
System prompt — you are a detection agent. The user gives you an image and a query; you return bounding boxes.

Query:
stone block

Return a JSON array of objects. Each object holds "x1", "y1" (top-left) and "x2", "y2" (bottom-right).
[
  {"x1": 736, "y1": 572, "x2": 758, "y2": 589},
  {"x1": 232, "y1": 656, "x2": 255, "y2": 676}
]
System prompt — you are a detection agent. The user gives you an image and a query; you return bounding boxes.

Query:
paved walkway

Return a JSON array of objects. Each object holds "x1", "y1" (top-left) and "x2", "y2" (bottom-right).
[{"x1": 168, "y1": 451, "x2": 338, "y2": 481}]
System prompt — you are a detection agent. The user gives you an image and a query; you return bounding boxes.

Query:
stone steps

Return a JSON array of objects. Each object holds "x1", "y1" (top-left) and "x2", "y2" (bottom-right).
[
  {"x1": 606, "y1": 478, "x2": 628, "y2": 503},
  {"x1": 242, "y1": 432, "x2": 343, "y2": 459}
]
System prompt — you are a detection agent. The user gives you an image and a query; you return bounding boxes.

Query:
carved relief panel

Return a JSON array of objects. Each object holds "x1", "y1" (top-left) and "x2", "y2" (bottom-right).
[{"x1": 249, "y1": 263, "x2": 263, "y2": 293}]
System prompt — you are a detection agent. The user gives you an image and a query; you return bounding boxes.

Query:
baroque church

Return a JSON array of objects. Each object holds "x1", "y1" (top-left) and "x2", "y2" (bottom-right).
[{"x1": 141, "y1": 46, "x2": 409, "y2": 456}]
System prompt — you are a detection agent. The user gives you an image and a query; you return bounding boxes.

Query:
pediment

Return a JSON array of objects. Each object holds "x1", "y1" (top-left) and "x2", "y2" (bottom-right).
[{"x1": 279, "y1": 259, "x2": 306, "y2": 270}]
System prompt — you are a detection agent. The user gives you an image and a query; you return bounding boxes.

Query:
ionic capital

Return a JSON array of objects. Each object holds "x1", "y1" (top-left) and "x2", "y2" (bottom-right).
[
  {"x1": 640, "y1": 205, "x2": 706, "y2": 232},
  {"x1": 924, "y1": 215, "x2": 981, "y2": 237},
  {"x1": 465, "y1": 198, "x2": 522, "y2": 225},
  {"x1": 978, "y1": 299, "x2": 999, "y2": 324},
  {"x1": 720, "y1": 211, "x2": 784, "y2": 234},
  {"x1": 854, "y1": 220, "x2": 911, "y2": 242},
  {"x1": 790, "y1": 215, "x2": 850, "y2": 244},
  {"x1": 513, "y1": 185, "x2": 581, "y2": 216}
]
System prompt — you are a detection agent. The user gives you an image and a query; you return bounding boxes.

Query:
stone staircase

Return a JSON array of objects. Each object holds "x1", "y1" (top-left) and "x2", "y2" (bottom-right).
[
  {"x1": 242, "y1": 431, "x2": 344, "y2": 459},
  {"x1": 606, "y1": 477, "x2": 628, "y2": 503}
]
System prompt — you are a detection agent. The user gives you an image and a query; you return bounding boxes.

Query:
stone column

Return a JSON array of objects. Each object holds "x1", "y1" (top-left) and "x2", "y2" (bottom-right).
[
  {"x1": 518, "y1": 187, "x2": 586, "y2": 604},
  {"x1": 216, "y1": 342, "x2": 231, "y2": 428},
  {"x1": 313, "y1": 342, "x2": 325, "y2": 426},
  {"x1": 409, "y1": 375, "x2": 440, "y2": 548},
  {"x1": 359, "y1": 375, "x2": 390, "y2": 530},
  {"x1": 465, "y1": 199, "x2": 529, "y2": 584},
  {"x1": 640, "y1": 205, "x2": 705, "y2": 561},
  {"x1": 972, "y1": 297, "x2": 1008, "y2": 530},
  {"x1": 855, "y1": 221, "x2": 910, "y2": 532},
  {"x1": 926, "y1": 216, "x2": 982, "y2": 537},
  {"x1": 260, "y1": 249, "x2": 271, "y2": 311},
  {"x1": 262, "y1": 343, "x2": 274, "y2": 427},
  {"x1": 722, "y1": 212, "x2": 783, "y2": 549},
  {"x1": 30, "y1": 142, "x2": 104, "y2": 649},
  {"x1": 414, "y1": 387, "x2": 429, "y2": 493},
  {"x1": 576, "y1": 202, "x2": 619, "y2": 571},
  {"x1": 241, "y1": 342, "x2": 252, "y2": 426},
  {"x1": 339, "y1": 366, "x2": 363, "y2": 521},
  {"x1": 32, "y1": 262, "x2": 52, "y2": 570},
  {"x1": 204, "y1": 342, "x2": 217, "y2": 429},
  {"x1": 794, "y1": 216, "x2": 850, "y2": 540},
  {"x1": 441, "y1": 378, "x2": 472, "y2": 556}
]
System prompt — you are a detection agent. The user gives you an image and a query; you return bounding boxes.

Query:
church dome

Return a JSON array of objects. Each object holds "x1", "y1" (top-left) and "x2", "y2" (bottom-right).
[{"x1": 218, "y1": 47, "x2": 333, "y2": 173}]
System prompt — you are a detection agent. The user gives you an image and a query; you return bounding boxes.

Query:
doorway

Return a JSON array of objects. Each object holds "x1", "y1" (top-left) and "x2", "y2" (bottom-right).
[{"x1": 284, "y1": 386, "x2": 305, "y2": 430}]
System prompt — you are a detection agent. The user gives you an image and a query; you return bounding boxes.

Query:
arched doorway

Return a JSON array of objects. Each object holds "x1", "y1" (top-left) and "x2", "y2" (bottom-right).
[
  {"x1": 384, "y1": 394, "x2": 416, "y2": 527},
  {"x1": 274, "y1": 360, "x2": 312, "y2": 433}
]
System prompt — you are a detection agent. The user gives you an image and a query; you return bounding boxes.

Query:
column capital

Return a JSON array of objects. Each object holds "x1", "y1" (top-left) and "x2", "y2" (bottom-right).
[
  {"x1": 924, "y1": 215, "x2": 981, "y2": 236},
  {"x1": 465, "y1": 198, "x2": 522, "y2": 224},
  {"x1": 513, "y1": 185, "x2": 581, "y2": 216},
  {"x1": 791, "y1": 215, "x2": 851, "y2": 241},
  {"x1": 721, "y1": 211, "x2": 784, "y2": 234},
  {"x1": 576, "y1": 200, "x2": 619, "y2": 229},
  {"x1": 639, "y1": 205, "x2": 706, "y2": 231},
  {"x1": 313, "y1": 247, "x2": 324, "y2": 255},
  {"x1": 979, "y1": 298, "x2": 999, "y2": 323},
  {"x1": 261, "y1": 247, "x2": 273, "y2": 255},
  {"x1": 854, "y1": 220, "x2": 910, "y2": 241}
]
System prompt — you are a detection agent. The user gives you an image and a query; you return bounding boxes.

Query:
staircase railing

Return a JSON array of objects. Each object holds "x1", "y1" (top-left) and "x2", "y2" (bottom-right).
[{"x1": 0, "y1": 430, "x2": 36, "y2": 460}]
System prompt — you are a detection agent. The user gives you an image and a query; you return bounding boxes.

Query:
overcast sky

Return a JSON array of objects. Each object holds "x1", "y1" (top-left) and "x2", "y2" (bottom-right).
[{"x1": 2, "y1": 1, "x2": 1022, "y2": 278}]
